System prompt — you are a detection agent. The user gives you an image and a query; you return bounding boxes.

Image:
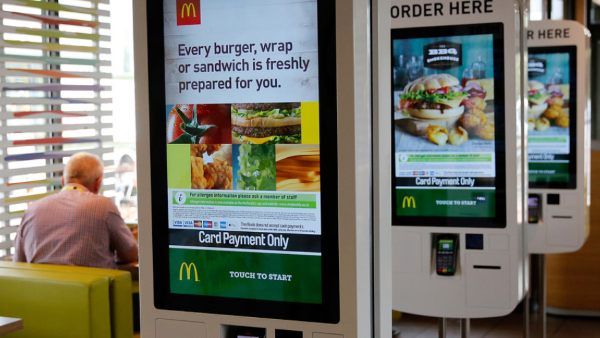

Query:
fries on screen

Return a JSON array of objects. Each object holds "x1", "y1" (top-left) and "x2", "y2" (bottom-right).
[{"x1": 275, "y1": 145, "x2": 321, "y2": 192}]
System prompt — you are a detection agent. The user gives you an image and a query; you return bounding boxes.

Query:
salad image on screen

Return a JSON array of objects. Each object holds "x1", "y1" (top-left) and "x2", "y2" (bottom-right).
[
  {"x1": 391, "y1": 23, "x2": 507, "y2": 228},
  {"x1": 527, "y1": 47, "x2": 577, "y2": 189},
  {"x1": 233, "y1": 144, "x2": 277, "y2": 191}
]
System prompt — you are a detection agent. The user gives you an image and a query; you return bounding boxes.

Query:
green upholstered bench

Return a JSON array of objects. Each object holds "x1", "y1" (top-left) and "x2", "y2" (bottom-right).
[
  {"x1": 0, "y1": 267, "x2": 110, "y2": 338},
  {"x1": 0, "y1": 262, "x2": 133, "y2": 338}
]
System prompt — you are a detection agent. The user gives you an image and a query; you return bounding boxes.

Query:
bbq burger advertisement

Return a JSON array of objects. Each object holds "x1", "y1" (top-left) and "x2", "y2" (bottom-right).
[
  {"x1": 163, "y1": 0, "x2": 324, "y2": 304},
  {"x1": 527, "y1": 49, "x2": 576, "y2": 188},
  {"x1": 391, "y1": 21, "x2": 505, "y2": 223}
]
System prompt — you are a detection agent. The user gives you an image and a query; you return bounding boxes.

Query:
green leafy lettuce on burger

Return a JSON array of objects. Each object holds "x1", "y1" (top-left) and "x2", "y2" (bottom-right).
[
  {"x1": 231, "y1": 103, "x2": 301, "y2": 144},
  {"x1": 398, "y1": 74, "x2": 467, "y2": 120}
]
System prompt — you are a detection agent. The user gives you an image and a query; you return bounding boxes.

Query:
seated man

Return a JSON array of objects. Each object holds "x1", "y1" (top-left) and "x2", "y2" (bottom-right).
[{"x1": 14, "y1": 152, "x2": 138, "y2": 269}]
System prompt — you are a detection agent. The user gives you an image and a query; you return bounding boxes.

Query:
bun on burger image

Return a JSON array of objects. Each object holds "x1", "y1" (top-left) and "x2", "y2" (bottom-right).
[
  {"x1": 231, "y1": 103, "x2": 301, "y2": 144},
  {"x1": 528, "y1": 80, "x2": 550, "y2": 119},
  {"x1": 399, "y1": 74, "x2": 468, "y2": 120},
  {"x1": 396, "y1": 73, "x2": 494, "y2": 146}
]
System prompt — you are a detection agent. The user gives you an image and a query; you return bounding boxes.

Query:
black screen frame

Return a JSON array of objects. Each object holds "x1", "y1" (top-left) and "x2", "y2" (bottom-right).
[
  {"x1": 390, "y1": 23, "x2": 508, "y2": 228},
  {"x1": 527, "y1": 45, "x2": 578, "y2": 190},
  {"x1": 146, "y1": 0, "x2": 340, "y2": 323}
]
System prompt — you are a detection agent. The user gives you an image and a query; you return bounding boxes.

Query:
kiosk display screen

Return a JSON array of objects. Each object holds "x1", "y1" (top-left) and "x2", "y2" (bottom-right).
[
  {"x1": 391, "y1": 23, "x2": 507, "y2": 228},
  {"x1": 147, "y1": 0, "x2": 339, "y2": 322},
  {"x1": 527, "y1": 46, "x2": 577, "y2": 189}
]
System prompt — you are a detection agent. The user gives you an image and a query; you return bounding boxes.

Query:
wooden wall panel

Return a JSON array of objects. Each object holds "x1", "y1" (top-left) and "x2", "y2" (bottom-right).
[{"x1": 547, "y1": 150, "x2": 600, "y2": 310}]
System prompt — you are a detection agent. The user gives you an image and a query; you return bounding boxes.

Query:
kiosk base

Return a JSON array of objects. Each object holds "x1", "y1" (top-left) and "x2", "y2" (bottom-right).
[
  {"x1": 438, "y1": 318, "x2": 470, "y2": 338},
  {"x1": 529, "y1": 254, "x2": 547, "y2": 338}
]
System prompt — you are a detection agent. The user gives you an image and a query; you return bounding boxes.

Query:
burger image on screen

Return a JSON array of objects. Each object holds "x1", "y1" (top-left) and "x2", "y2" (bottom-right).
[
  {"x1": 528, "y1": 80, "x2": 550, "y2": 119},
  {"x1": 231, "y1": 102, "x2": 301, "y2": 144},
  {"x1": 399, "y1": 74, "x2": 468, "y2": 119}
]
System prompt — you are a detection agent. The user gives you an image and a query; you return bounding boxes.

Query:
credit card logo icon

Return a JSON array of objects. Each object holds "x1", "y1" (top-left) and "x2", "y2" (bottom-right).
[
  {"x1": 194, "y1": 220, "x2": 202, "y2": 227},
  {"x1": 203, "y1": 221, "x2": 212, "y2": 228},
  {"x1": 220, "y1": 221, "x2": 227, "y2": 229}
]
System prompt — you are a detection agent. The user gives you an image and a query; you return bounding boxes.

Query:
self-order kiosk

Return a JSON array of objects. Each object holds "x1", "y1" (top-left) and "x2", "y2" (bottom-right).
[
  {"x1": 378, "y1": 0, "x2": 529, "y2": 318},
  {"x1": 526, "y1": 20, "x2": 591, "y2": 254},
  {"x1": 134, "y1": 1, "x2": 375, "y2": 337}
]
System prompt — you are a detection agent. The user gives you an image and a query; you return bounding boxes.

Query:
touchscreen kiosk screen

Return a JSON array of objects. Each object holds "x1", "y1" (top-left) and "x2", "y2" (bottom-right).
[
  {"x1": 527, "y1": 47, "x2": 577, "y2": 189},
  {"x1": 391, "y1": 23, "x2": 506, "y2": 228},
  {"x1": 148, "y1": 0, "x2": 339, "y2": 322}
]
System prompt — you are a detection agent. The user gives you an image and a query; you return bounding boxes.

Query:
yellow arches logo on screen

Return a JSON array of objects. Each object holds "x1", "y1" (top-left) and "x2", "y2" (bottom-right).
[
  {"x1": 402, "y1": 196, "x2": 416, "y2": 209},
  {"x1": 179, "y1": 262, "x2": 200, "y2": 281},
  {"x1": 181, "y1": 3, "x2": 196, "y2": 18},
  {"x1": 176, "y1": 0, "x2": 201, "y2": 25}
]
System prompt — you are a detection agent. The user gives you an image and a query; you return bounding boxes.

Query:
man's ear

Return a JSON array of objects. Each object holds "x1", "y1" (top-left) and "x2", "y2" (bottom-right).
[
  {"x1": 93, "y1": 177, "x2": 103, "y2": 194},
  {"x1": 61, "y1": 176, "x2": 65, "y2": 187}
]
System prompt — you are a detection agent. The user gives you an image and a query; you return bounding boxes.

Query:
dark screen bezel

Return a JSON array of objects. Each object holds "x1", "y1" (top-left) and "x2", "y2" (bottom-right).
[
  {"x1": 390, "y1": 23, "x2": 507, "y2": 228},
  {"x1": 528, "y1": 46, "x2": 577, "y2": 190},
  {"x1": 146, "y1": 0, "x2": 340, "y2": 323}
]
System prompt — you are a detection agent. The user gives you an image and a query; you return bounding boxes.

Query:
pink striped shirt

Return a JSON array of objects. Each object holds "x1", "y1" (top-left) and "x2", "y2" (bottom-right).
[{"x1": 14, "y1": 183, "x2": 137, "y2": 269}]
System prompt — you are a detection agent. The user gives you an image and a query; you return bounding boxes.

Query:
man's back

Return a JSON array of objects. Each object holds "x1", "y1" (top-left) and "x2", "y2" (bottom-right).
[{"x1": 15, "y1": 186, "x2": 137, "y2": 269}]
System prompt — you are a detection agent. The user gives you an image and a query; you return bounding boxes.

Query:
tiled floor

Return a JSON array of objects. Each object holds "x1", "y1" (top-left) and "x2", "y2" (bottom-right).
[{"x1": 393, "y1": 312, "x2": 600, "y2": 337}]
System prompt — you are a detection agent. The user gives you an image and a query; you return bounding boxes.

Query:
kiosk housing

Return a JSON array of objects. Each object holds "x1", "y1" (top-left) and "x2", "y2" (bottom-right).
[
  {"x1": 379, "y1": 0, "x2": 529, "y2": 318},
  {"x1": 526, "y1": 20, "x2": 591, "y2": 254},
  {"x1": 134, "y1": 0, "x2": 375, "y2": 337}
]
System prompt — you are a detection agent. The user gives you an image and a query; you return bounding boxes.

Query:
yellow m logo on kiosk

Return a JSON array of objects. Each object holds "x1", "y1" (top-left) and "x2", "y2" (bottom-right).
[
  {"x1": 176, "y1": 0, "x2": 201, "y2": 26},
  {"x1": 402, "y1": 196, "x2": 416, "y2": 208},
  {"x1": 181, "y1": 3, "x2": 196, "y2": 18},
  {"x1": 179, "y1": 262, "x2": 200, "y2": 281}
]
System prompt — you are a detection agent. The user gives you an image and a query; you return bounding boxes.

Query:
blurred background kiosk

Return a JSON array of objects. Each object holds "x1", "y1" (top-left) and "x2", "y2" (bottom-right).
[
  {"x1": 526, "y1": 20, "x2": 591, "y2": 338},
  {"x1": 133, "y1": 0, "x2": 377, "y2": 337},
  {"x1": 377, "y1": 0, "x2": 529, "y2": 335}
]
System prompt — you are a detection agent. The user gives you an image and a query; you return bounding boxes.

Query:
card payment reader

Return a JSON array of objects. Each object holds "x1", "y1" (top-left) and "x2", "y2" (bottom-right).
[{"x1": 436, "y1": 235, "x2": 458, "y2": 276}]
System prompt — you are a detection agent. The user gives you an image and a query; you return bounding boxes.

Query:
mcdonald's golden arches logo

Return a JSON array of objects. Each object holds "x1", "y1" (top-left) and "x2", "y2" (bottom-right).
[
  {"x1": 177, "y1": 0, "x2": 201, "y2": 26},
  {"x1": 402, "y1": 196, "x2": 416, "y2": 208},
  {"x1": 179, "y1": 262, "x2": 200, "y2": 282},
  {"x1": 181, "y1": 3, "x2": 196, "y2": 17}
]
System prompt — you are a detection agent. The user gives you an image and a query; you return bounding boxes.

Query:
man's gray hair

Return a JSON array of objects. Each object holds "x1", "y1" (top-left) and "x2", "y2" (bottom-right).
[{"x1": 64, "y1": 152, "x2": 104, "y2": 187}]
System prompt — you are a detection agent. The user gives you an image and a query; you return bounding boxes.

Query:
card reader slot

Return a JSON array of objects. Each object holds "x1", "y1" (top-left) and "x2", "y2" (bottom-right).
[
  {"x1": 552, "y1": 215, "x2": 573, "y2": 219},
  {"x1": 473, "y1": 265, "x2": 501, "y2": 270}
]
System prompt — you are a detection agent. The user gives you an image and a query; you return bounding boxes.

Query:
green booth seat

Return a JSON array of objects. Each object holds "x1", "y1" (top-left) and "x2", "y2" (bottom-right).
[
  {"x1": 0, "y1": 262, "x2": 133, "y2": 338},
  {"x1": 0, "y1": 267, "x2": 110, "y2": 338}
]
